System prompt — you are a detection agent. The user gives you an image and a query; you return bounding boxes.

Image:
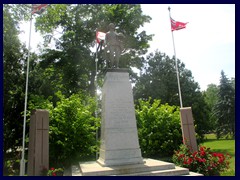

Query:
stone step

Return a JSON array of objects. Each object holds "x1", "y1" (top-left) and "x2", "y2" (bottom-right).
[
  {"x1": 184, "y1": 171, "x2": 204, "y2": 176},
  {"x1": 113, "y1": 166, "x2": 189, "y2": 176},
  {"x1": 78, "y1": 159, "x2": 175, "y2": 176},
  {"x1": 71, "y1": 158, "x2": 203, "y2": 176}
]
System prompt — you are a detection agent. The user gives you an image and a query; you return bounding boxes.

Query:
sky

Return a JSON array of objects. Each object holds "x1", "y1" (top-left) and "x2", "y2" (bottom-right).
[
  {"x1": 19, "y1": 4, "x2": 235, "y2": 91},
  {"x1": 139, "y1": 4, "x2": 235, "y2": 91}
]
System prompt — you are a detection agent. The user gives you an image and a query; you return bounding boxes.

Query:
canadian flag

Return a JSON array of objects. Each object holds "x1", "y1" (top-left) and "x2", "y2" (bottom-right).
[
  {"x1": 170, "y1": 17, "x2": 188, "y2": 31},
  {"x1": 96, "y1": 31, "x2": 106, "y2": 44},
  {"x1": 32, "y1": 4, "x2": 48, "y2": 14}
]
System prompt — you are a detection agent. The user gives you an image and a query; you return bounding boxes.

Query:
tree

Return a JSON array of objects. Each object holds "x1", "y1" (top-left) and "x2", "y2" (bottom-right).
[
  {"x1": 213, "y1": 71, "x2": 235, "y2": 139},
  {"x1": 3, "y1": 6, "x2": 30, "y2": 175},
  {"x1": 134, "y1": 50, "x2": 209, "y2": 142},
  {"x1": 3, "y1": 5, "x2": 25, "y2": 155},
  {"x1": 134, "y1": 51, "x2": 178, "y2": 103},
  {"x1": 204, "y1": 84, "x2": 219, "y2": 109},
  {"x1": 34, "y1": 4, "x2": 153, "y2": 97},
  {"x1": 203, "y1": 84, "x2": 219, "y2": 132}
]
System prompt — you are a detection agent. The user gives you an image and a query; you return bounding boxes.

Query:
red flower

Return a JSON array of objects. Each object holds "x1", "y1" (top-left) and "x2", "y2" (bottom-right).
[
  {"x1": 200, "y1": 151, "x2": 206, "y2": 156},
  {"x1": 52, "y1": 172, "x2": 57, "y2": 176},
  {"x1": 200, "y1": 146, "x2": 206, "y2": 152},
  {"x1": 218, "y1": 157, "x2": 224, "y2": 163},
  {"x1": 212, "y1": 152, "x2": 217, "y2": 157},
  {"x1": 178, "y1": 154, "x2": 185, "y2": 160},
  {"x1": 193, "y1": 151, "x2": 198, "y2": 157},
  {"x1": 196, "y1": 158, "x2": 206, "y2": 163},
  {"x1": 50, "y1": 167, "x2": 55, "y2": 171},
  {"x1": 207, "y1": 166, "x2": 212, "y2": 171},
  {"x1": 187, "y1": 157, "x2": 193, "y2": 164},
  {"x1": 211, "y1": 163, "x2": 216, "y2": 168}
]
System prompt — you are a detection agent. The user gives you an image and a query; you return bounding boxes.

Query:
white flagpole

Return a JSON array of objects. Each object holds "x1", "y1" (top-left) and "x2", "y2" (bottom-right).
[
  {"x1": 95, "y1": 38, "x2": 98, "y2": 160},
  {"x1": 168, "y1": 7, "x2": 183, "y2": 108},
  {"x1": 20, "y1": 13, "x2": 33, "y2": 176}
]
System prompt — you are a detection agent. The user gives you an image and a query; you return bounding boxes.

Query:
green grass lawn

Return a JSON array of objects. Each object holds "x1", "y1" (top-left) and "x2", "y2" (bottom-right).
[{"x1": 201, "y1": 134, "x2": 235, "y2": 176}]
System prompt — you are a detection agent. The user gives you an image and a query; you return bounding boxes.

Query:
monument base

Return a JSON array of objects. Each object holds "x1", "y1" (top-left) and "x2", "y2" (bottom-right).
[
  {"x1": 97, "y1": 155, "x2": 144, "y2": 167},
  {"x1": 70, "y1": 158, "x2": 203, "y2": 176}
]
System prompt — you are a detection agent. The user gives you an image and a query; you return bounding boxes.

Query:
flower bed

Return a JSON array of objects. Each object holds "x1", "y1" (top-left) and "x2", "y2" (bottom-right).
[{"x1": 172, "y1": 144, "x2": 231, "y2": 176}]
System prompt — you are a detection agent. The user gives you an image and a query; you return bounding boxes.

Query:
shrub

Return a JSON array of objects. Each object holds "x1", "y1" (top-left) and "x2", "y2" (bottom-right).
[
  {"x1": 136, "y1": 99, "x2": 182, "y2": 157},
  {"x1": 172, "y1": 143, "x2": 231, "y2": 176},
  {"x1": 41, "y1": 167, "x2": 64, "y2": 176},
  {"x1": 28, "y1": 91, "x2": 100, "y2": 167},
  {"x1": 49, "y1": 92, "x2": 99, "y2": 167}
]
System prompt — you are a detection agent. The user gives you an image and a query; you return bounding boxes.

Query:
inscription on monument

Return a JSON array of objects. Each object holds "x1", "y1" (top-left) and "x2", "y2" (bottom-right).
[
  {"x1": 98, "y1": 71, "x2": 143, "y2": 166},
  {"x1": 106, "y1": 73, "x2": 128, "y2": 81}
]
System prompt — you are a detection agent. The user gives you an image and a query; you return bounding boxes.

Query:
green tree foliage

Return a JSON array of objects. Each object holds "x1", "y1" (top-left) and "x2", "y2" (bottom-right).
[
  {"x1": 203, "y1": 84, "x2": 219, "y2": 132},
  {"x1": 204, "y1": 84, "x2": 219, "y2": 108},
  {"x1": 3, "y1": 4, "x2": 32, "y2": 22},
  {"x1": 136, "y1": 99, "x2": 182, "y2": 157},
  {"x1": 134, "y1": 50, "x2": 209, "y2": 142},
  {"x1": 34, "y1": 4, "x2": 152, "y2": 96},
  {"x1": 28, "y1": 92, "x2": 99, "y2": 167},
  {"x1": 134, "y1": 51, "x2": 179, "y2": 103},
  {"x1": 213, "y1": 71, "x2": 235, "y2": 139},
  {"x1": 3, "y1": 5, "x2": 27, "y2": 158},
  {"x1": 28, "y1": 62, "x2": 66, "y2": 106}
]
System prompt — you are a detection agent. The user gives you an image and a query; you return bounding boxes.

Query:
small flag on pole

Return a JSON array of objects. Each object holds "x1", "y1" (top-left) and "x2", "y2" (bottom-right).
[
  {"x1": 32, "y1": 4, "x2": 48, "y2": 14},
  {"x1": 96, "y1": 31, "x2": 106, "y2": 44},
  {"x1": 170, "y1": 17, "x2": 188, "y2": 31}
]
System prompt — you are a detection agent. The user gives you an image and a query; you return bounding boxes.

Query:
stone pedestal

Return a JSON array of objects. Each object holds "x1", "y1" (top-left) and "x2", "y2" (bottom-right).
[
  {"x1": 27, "y1": 110, "x2": 49, "y2": 176},
  {"x1": 97, "y1": 70, "x2": 143, "y2": 166},
  {"x1": 180, "y1": 107, "x2": 198, "y2": 152}
]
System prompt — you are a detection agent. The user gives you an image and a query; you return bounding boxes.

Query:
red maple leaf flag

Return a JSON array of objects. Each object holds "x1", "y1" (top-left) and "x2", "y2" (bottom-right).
[
  {"x1": 96, "y1": 31, "x2": 106, "y2": 44},
  {"x1": 170, "y1": 17, "x2": 188, "y2": 31},
  {"x1": 32, "y1": 4, "x2": 48, "y2": 14}
]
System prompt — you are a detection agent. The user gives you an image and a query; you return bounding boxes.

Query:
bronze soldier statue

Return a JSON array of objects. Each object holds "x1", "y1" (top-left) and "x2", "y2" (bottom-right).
[{"x1": 104, "y1": 23, "x2": 125, "y2": 68}]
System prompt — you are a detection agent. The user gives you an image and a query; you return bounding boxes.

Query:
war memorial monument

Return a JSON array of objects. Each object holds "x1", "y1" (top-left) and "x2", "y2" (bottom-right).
[{"x1": 70, "y1": 23, "x2": 202, "y2": 176}]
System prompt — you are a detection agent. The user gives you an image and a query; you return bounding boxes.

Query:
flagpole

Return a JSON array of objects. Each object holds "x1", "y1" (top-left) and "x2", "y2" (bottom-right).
[
  {"x1": 20, "y1": 13, "x2": 33, "y2": 176},
  {"x1": 168, "y1": 7, "x2": 183, "y2": 108},
  {"x1": 95, "y1": 37, "x2": 98, "y2": 160}
]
